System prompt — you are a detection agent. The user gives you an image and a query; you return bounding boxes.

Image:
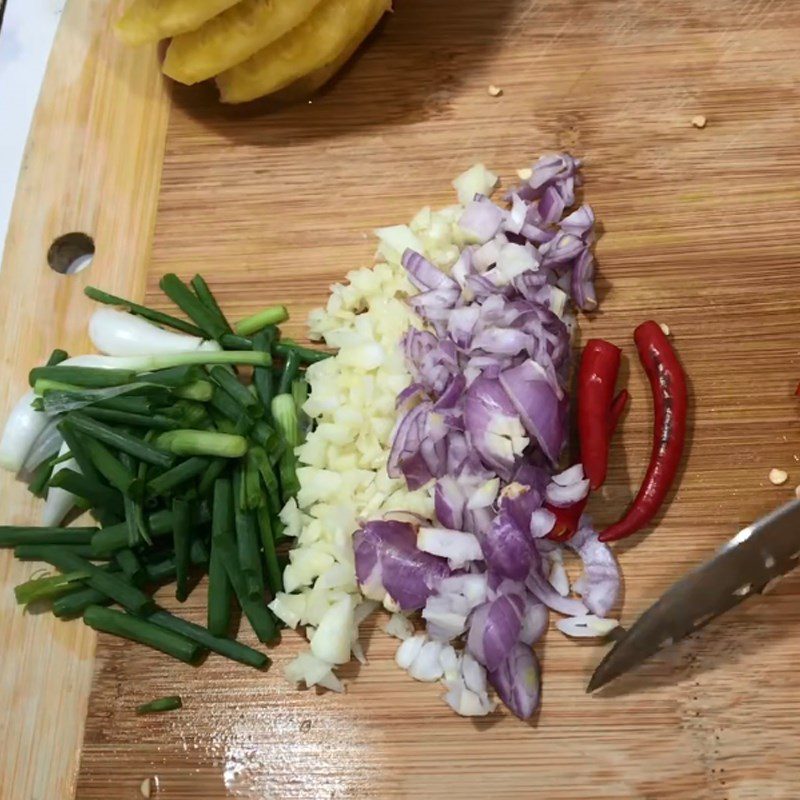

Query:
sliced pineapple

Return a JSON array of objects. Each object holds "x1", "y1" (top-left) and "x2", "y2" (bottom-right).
[
  {"x1": 163, "y1": 0, "x2": 326, "y2": 86},
  {"x1": 216, "y1": 0, "x2": 391, "y2": 104},
  {"x1": 115, "y1": 0, "x2": 243, "y2": 46},
  {"x1": 275, "y1": 0, "x2": 389, "y2": 102}
]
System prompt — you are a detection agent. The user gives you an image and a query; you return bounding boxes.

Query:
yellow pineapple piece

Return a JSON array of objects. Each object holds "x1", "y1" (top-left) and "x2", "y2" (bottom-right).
[
  {"x1": 163, "y1": 0, "x2": 326, "y2": 86},
  {"x1": 115, "y1": 0, "x2": 243, "y2": 45},
  {"x1": 216, "y1": 0, "x2": 391, "y2": 104},
  {"x1": 275, "y1": 0, "x2": 389, "y2": 102}
]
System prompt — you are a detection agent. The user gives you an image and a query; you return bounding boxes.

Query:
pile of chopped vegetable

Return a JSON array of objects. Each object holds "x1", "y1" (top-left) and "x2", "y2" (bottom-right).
[
  {"x1": 268, "y1": 208, "x2": 467, "y2": 689},
  {"x1": 0, "y1": 153, "x2": 690, "y2": 724},
  {"x1": 271, "y1": 154, "x2": 627, "y2": 719},
  {"x1": 0, "y1": 274, "x2": 330, "y2": 670}
]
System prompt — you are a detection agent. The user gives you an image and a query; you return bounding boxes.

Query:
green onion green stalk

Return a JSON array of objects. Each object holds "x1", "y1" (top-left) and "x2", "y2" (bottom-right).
[{"x1": 4, "y1": 272, "x2": 327, "y2": 671}]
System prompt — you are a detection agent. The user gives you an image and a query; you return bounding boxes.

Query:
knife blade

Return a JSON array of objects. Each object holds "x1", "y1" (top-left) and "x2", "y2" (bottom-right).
[{"x1": 588, "y1": 498, "x2": 800, "y2": 692}]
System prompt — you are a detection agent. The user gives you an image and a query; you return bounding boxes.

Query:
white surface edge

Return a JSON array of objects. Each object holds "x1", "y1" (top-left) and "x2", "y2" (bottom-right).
[{"x1": 0, "y1": 0, "x2": 65, "y2": 263}]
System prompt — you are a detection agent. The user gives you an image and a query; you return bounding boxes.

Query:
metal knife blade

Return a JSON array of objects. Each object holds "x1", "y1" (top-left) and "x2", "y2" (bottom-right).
[{"x1": 588, "y1": 498, "x2": 800, "y2": 692}]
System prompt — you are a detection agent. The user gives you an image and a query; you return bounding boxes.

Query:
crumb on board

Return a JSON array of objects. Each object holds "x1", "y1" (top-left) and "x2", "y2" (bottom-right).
[
  {"x1": 691, "y1": 115, "x2": 707, "y2": 128},
  {"x1": 659, "y1": 322, "x2": 671, "y2": 336},
  {"x1": 516, "y1": 167, "x2": 533, "y2": 180},
  {"x1": 769, "y1": 468, "x2": 788, "y2": 486},
  {"x1": 140, "y1": 777, "x2": 159, "y2": 798},
  {"x1": 488, "y1": 84, "x2": 503, "y2": 97}
]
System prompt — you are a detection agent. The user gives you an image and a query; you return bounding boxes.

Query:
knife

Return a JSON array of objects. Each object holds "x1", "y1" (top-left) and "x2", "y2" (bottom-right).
[
  {"x1": 0, "y1": 0, "x2": 6, "y2": 35},
  {"x1": 588, "y1": 498, "x2": 800, "y2": 692}
]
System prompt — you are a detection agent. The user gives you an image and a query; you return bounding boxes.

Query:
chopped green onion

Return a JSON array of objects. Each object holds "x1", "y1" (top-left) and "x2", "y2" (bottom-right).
[
  {"x1": 114, "y1": 547, "x2": 147, "y2": 587},
  {"x1": 147, "y1": 457, "x2": 209, "y2": 496},
  {"x1": 43, "y1": 383, "x2": 170, "y2": 415},
  {"x1": 209, "y1": 386, "x2": 252, "y2": 425},
  {"x1": 278, "y1": 452, "x2": 299, "y2": 506},
  {"x1": 7, "y1": 274, "x2": 308, "y2": 675},
  {"x1": 84, "y1": 286, "x2": 205, "y2": 337},
  {"x1": 162, "y1": 399, "x2": 209, "y2": 426},
  {"x1": 173, "y1": 380, "x2": 214, "y2": 402},
  {"x1": 83, "y1": 437, "x2": 144, "y2": 498},
  {"x1": 83, "y1": 605, "x2": 201, "y2": 664},
  {"x1": 2, "y1": 528, "x2": 79, "y2": 552},
  {"x1": 46, "y1": 349, "x2": 69, "y2": 367},
  {"x1": 136, "y1": 695, "x2": 183, "y2": 715},
  {"x1": 127, "y1": 350, "x2": 271, "y2": 370},
  {"x1": 28, "y1": 456, "x2": 56, "y2": 499},
  {"x1": 53, "y1": 587, "x2": 112, "y2": 618},
  {"x1": 271, "y1": 394, "x2": 299, "y2": 449},
  {"x1": 172, "y1": 498, "x2": 192, "y2": 602},
  {"x1": 197, "y1": 458, "x2": 228, "y2": 496},
  {"x1": 159, "y1": 274, "x2": 229, "y2": 340},
  {"x1": 255, "y1": 505, "x2": 283, "y2": 595},
  {"x1": 248, "y1": 447, "x2": 280, "y2": 511},
  {"x1": 14, "y1": 571, "x2": 88, "y2": 605},
  {"x1": 241, "y1": 454, "x2": 264, "y2": 511},
  {"x1": 91, "y1": 509, "x2": 172, "y2": 556},
  {"x1": 190, "y1": 274, "x2": 232, "y2": 334},
  {"x1": 81, "y1": 407, "x2": 179, "y2": 431},
  {"x1": 155, "y1": 430, "x2": 248, "y2": 459},
  {"x1": 148, "y1": 610, "x2": 269, "y2": 669},
  {"x1": 47, "y1": 352, "x2": 270, "y2": 380},
  {"x1": 250, "y1": 422, "x2": 282, "y2": 459},
  {"x1": 235, "y1": 305, "x2": 288, "y2": 337},
  {"x1": 291, "y1": 378, "x2": 309, "y2": 414},
  {"x1": 125, "y1": 452, "x2": 151, "y2": 546},
  {"x1": 209, "y1": 365, "x2": 259, "y2": 410},
  {"x1": 274, "y1": 340, "x2": 332, "y2": 364},
  {"x1": 219, "y1": 334, "x2": 252, "y2": 350},
  {"x1": 139, "y1": 540, "x2": 208, "y2": 587},
  {"x1": 252, "y1": 329, "x2": 276, "y2": 422},
  {"x1": 123, "y1": 484, "x2": 147, "y2": 547},
  {"x1": 19, "y1": 547, "x2": 154, "y2": 615},
  {"x1": 58, "y1": 420, "x2": 102, "y2": 482},
  {"x1": 53, "y1": 552, "x2": 198, "y2": 619},
  {"x1": 29, "y1": 366, "x2": 136, "y2": 389},
  {"x1": 189, "y1": 537, "x2": 209, "y2": 566},
  {"x1": 33, "y1": 378, "x2": 82, "y2": 394},
  {"x1": 212, "y1": 413, "x2": 250, "y2": 437},
  {"x1": 277, "y1": 351, "x2": 301, "y2": 396},
  {"x1": 14, "y1": 543, "x2": 105, "y2": 560},
  {"x1": 96, "y1": 396, "x2": 153, "y2": 414},
  {"x1": 234, "y1": 472, "x2": 264, "y2": 600},
  {"x1": 142, "y1": 365, "x2": 205, "y2": 388},
  {"x1": 47, "y1": 469, "x2": 123, "y2": 514},
  {"x1": 207, "y1": 479, "x2": 234, "y2": 636},
  {"x1": 212, "y1": 479, "x2": 276, "y2": 643},
  {"x1": 66, "y1": 412, "x2": 174, "y2": 468},
  {"x1": 223, "y1": 546, "x2": 277, "y2": 644}
]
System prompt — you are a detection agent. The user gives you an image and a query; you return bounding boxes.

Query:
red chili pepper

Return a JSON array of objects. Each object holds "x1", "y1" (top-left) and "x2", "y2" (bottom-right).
[
  {"x1": 578, "y1": 339, "x2": 623, "y2": 490},
  {"x1": 608, "y1": 389, "x2": 630, "y2": 438},
  {"x1": 795, "y1": 382, "x2": 800, "y2": 398},
  {"x1": 545, "y1": 496, "x2": 588, "y2": 541},
  {"x1": 599, "y1": 321, "x2": 687, "y2": 543},
  {"x1": 545, "y1": 350, "x2": 630, "y2": 542}
]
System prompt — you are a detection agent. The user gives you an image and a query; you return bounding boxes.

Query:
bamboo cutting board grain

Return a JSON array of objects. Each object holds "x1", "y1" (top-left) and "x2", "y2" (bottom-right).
[
  {"x1": 4, "y1": 0, "x2": 800, "y2": 798},
  {"x1": 0, "y1": 2, "x2": 169, "y2": 799}
]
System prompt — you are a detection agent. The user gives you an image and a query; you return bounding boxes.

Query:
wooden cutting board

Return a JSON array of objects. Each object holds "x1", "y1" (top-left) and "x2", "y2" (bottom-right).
[{"x1": 3, "y1": 1, "x2": 800, "y2": 798}]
